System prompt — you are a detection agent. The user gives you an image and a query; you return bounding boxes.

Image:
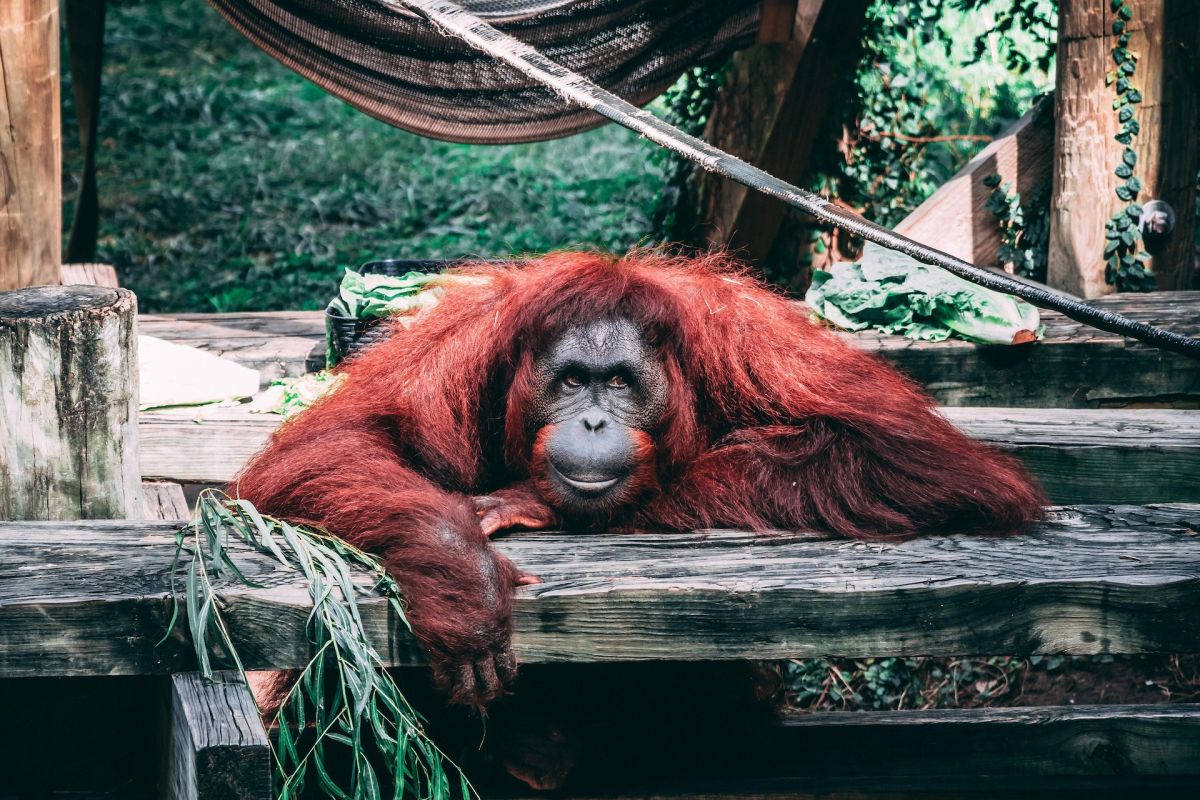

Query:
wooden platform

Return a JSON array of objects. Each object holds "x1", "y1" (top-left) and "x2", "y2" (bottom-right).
[
  {"x1": 2, "y1": 503, "x2": 1198, "y2": 679},
  {"x1": 139, "y1": 291, "x2": 1200, "y2": 407},
  {"x1": 138, "y1": 404, "x2": 1200, "y2": 504}
]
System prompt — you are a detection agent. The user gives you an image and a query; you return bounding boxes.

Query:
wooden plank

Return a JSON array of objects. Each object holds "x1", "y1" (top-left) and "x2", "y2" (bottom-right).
[
  {"x1": 138, "y1": 404, "x2": 1200, "y2": 504},
  {"x1": 139, "y1": 311, "x2": 327, "y2": 386},
  {"x1": 756, "y1": 0, "x2": 799, "y2": 43},
  {"x1": 525, "y1": 705, "x2": 1200, "y2": 796},
  {"x1": 894, "y1": 101, "x2": 1053, "y2": 268},
  {"x1": 167, "y1": 672, "x2": 270, "y2": 800},
  {"x1": 61, "y1": 262, "x2": 120, "y2": 288},
  {"x1": 137, "y1": 291, "x2": 1200, "y2": 407},
  {"x1": 0, "y1": 504, "x2": 1198, "y2": 678},
  {"x1": 854, "y1": 291, "x2": 1200, "y2": 407},
  {"x1": 940, "y1": 407, "x2": 1200, "y2": 503},
  {"x1": 141, "y1": 480, "x2": 191, "y2": 521},
  {"x1": 0, "y1": 0, "x2": 61, "y2": 290}
]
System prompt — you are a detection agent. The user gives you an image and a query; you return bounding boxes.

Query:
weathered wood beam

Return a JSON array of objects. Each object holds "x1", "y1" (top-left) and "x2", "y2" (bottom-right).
[
  {"x1": 61, "y1": 262, "x2": 120, "y2": 288},
  {"x1": 894, "y1": 100, "x2": 1054, "y2": 268},
  {"x1": 1049, "y1": 0, "x2": 1199, "y2": 296},
  {"x1": 142, "y1": 480, "x2": 192, "y2": 521},
  {"x1": 1, "y1": 504, "x2": 1197, "y2": 678},
  {"x1": 167, "y1": 672, "x2": 271, "y2": 800},
  {"x1": 702, "y1": 0, "x2": 869, "y2": 262},
  {"x1": 138, "y1": 291, "x2": 1200, "y2": 407},
  {"x1": 0, "y1": 0, "x2": 61, "y2": 290},
  {"x1": 138, "y1": 405, "x2": 1200, "y2": 505}
]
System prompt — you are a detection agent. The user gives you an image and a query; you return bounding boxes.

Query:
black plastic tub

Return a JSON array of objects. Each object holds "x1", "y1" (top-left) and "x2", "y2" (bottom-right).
[{"x1": 324, "y1": 259, "x2": 454, "y2": 367}]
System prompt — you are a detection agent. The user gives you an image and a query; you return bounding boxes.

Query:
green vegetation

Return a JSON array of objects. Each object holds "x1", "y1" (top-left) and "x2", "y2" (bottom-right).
[
  {"x1": 64, "y1": 1, "x2": 665, "y2": 313},
  {"x1": 171, "y1": 490, "x2": 468, "y2": 798}
]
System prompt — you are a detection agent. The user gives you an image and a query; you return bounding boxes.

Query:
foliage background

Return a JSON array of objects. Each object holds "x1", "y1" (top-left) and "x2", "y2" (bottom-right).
[{"x1": 64, "y1": 0, "x2": 1055, "y2": 313}]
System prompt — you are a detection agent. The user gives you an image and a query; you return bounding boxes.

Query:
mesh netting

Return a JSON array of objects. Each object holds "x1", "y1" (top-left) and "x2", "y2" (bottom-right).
[{"x1": 206, "y1": 0, "x2": 761, "y2": 143}]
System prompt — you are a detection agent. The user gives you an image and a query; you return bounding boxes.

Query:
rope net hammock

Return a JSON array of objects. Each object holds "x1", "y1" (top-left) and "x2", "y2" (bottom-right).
[
  {"x1": 205, "y1": 0, "x2": 1200, "y2": 357},
  {"x1": 206, "y1": 0, "x2": 760, "y2": 143}
]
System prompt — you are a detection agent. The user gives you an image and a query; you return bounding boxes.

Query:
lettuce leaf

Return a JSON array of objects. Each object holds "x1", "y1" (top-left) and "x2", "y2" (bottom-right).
[{"x1": 806, "y1": 243, "x2": 1042, "y2": 346}]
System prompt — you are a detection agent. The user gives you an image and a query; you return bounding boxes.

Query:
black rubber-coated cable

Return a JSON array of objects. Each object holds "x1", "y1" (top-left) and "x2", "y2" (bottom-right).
[{"x1": 393, "y1": 0, "x2": 1200, "y2": 359}]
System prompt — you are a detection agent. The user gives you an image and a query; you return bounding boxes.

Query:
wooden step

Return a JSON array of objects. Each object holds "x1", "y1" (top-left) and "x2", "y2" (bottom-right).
[
  {"x1": 512, "y1": 705, "x2": 1200, "y2": 797},
  {"x1": 1, "y1": 504, "x2": 1197, "y2": 679},
  {"x1": 138, "y1": 405, "x2": 1200, "y2": 504},
  {"x1": 138, "y1": 291, "x2": 1200, "y2": 408}
]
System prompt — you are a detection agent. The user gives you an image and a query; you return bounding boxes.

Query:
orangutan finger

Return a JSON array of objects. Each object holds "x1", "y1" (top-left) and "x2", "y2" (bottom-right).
[
  {"x1": 495, "y1": 647, "x2": 519, "y2": 684},
  {"x1": 474, "y1": 656, "x2": 502, "y2": 702},
  {"x1": 515, "y1": 573, "x2": 542, "y2": 586},
  {"x1": 449, "y1": 662, "x2": 479, "y2": 707}
]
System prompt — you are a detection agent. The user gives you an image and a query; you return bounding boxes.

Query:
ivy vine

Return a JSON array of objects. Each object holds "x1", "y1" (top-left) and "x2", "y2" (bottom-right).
[
  {"x1": 983, "y1": 174, "x2": 1050, "y2": 282},
  {"x1": 1103, "y1": 0, "x2": 1155, "y2": 291}
]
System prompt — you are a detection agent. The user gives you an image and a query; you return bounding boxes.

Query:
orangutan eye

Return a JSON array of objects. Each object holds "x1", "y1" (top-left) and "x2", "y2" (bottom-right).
[
  {"x1": 607, "y1": 375, "x2": 628, "y2": 389},
  {"x1": 562, "y1": 373, "x2": 585, "y2": 389}
]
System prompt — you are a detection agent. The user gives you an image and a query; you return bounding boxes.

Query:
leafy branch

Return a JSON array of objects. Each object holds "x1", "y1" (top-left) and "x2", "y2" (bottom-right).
[{"x1": 166, "y1": 489, "x2": 473, "y2": 800}]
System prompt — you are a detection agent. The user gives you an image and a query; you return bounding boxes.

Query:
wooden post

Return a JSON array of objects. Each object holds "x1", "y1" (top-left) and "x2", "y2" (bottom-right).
[
  {"x1": 0, "y1": 0, "x2": 62, "y2": 290},
  {"x1": 1048, "y1": 0, "x2": 1199, "y2": 297},
  {"x1": 0, "y1": 285, "x2": 142, "y2": 520},
  {"x1": 167, "y1": 672, "x2": 271, "y2": 800},
  {"x1": 699, "y1": 0, "x2": 869, "y2": 262}
]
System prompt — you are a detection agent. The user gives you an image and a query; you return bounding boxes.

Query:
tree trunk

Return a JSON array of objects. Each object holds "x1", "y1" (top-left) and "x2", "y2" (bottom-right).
[
  {"x1": 0, "y1": 0, "x2": 62, "y2": 290},
  {"x1": 1048, "y1": 0, "x2": 1199, "y2": 297},
  {"x1": 0, "y1": 286, "x2": 141, "y2": 520}
]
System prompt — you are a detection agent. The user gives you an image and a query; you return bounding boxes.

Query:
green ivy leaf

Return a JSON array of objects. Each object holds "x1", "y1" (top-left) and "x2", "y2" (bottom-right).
[
  {"x1": 1126, "y1": 177, "x2": 1142, "y2": 192},
  {"x1": 1123, "y1": 149, "x2": 1137, "y2": 166},
  {"x1": 1119, "y1": 4, "x2": 1133, "y2": 20},
  {"x1": 1119, "y1": 107, "x2": 1134, "y2": 123},
  {"x1": 1116, "y1": 184, "x2": 1134, "y2": 201},
  {"x1": 1115, "y1": 132, "x2": 1133, "y2": 145},
  {"x1": 1128, "y1": 88, "x2": 1143, "y2": 103},
  {"x1": 1113, "y1": 20, "x2": 1126, "y2": 34},
  {"x1": 1115, "y1": 164, "x2": 1133, "y2": 179}
]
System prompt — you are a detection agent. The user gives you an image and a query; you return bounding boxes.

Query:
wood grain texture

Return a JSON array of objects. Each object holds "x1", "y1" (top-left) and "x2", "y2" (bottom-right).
[
  {"x1": 1, "y1": 504, "x2": 1198, "y2": 678},
  {"x1": 894, "y1": 101, "x2": 1053, "y2": 268},
  {"x1": 167, "y1": 672, "x2": 270, "y2": 800},
  {"x1": 139, "y1": 311, "x2": 326, "y2": 386},
  {"x1": 0, "y1": 0, "x2": 61, "y2": 290},
  {"x1": 141, "y1": 480, "x2": 191, "y2": 520},
  {"x1": 0, "y1": 285, "x2": 142, "y2": 520},
  {"x1": 137, "y1": 404, "x2": 1200, "y2": 503},
  {"x1": 1048, "y1": 0, "x2": 1198, "y2": 295},
  {"x1": 61, "y1": 262, "x2": 120, "y2": 288},
  {"x1": 138, "y1": 291, "x2": 1200, "y2": 407}
]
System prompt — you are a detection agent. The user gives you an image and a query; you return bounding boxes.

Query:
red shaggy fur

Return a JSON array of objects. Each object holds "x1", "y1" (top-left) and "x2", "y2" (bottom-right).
[{"x1": 234, "y1": 251, "x2": 1044, "y2": 691}]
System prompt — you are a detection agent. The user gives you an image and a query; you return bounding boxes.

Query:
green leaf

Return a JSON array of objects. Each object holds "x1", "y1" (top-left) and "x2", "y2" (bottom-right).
[
  {"x1": 1128, "y1": 88, "x2": 1143, "y2": 103},
  {"x1": 1115, "y1": 164, "x2": 1132, "y2": 179}
]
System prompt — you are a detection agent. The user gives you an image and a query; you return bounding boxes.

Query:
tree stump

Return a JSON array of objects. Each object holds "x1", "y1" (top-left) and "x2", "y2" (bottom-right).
[{"x1": 0, "y1": 286, "x2": 141, "y2": 520}]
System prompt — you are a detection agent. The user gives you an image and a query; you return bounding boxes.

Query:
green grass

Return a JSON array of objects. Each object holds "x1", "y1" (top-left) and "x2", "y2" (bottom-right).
[{"x1": 64, "y1": 1, "x2": 666, "y2": 313}]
